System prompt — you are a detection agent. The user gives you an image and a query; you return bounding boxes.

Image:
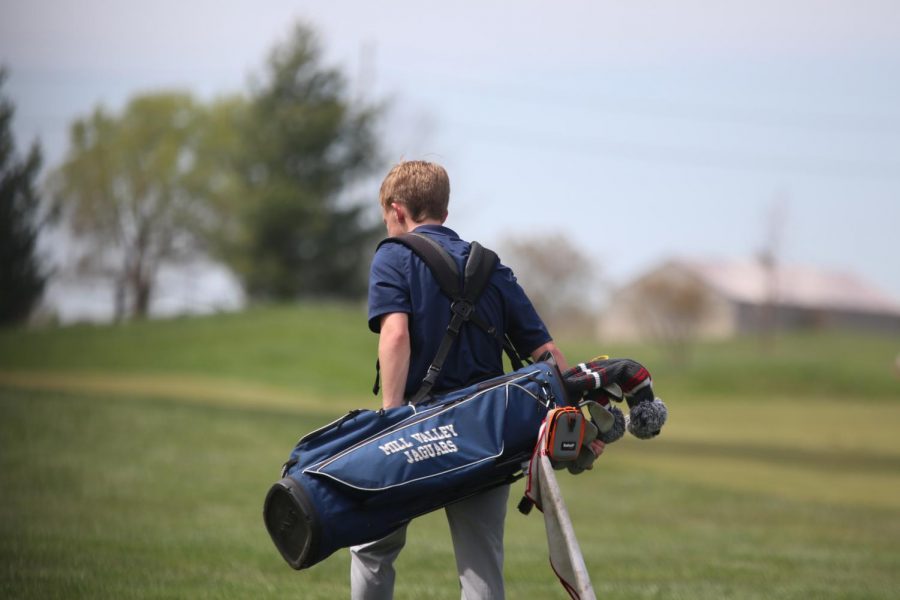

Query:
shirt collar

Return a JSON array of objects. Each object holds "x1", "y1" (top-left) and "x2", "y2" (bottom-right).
[{"x1": 412, "y1": 223, "x2": 459, "y2": 239}]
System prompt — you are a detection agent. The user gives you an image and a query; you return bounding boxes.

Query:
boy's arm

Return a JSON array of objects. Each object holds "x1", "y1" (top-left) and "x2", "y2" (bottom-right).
[
  {"x1": 530, "y1": 340, "x2": 569, "y2": 372},
  {"x1": 378, "y1": 312, "x2": 411, "y2": 409}
]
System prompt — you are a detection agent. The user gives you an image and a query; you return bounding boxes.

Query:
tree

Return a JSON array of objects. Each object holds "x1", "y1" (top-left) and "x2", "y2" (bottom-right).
[
  {"x1": 630, "y1": 273, "x2": 713, "y2": 364},
  {"x1": 226, "y1": 23, "x2": 384, "y2": 299},
  {"x1": 50, "y1": 22, "x2": 384, "y2": 320},
  {"x1": 0, "y1": 70, "x2": 48, "y2": 325},
  {"x1": 499, "y1": 233, "x2": 602, "y2": 336},
  {"x1": 52, "y1": 93, "x2": 210, "y2": 320}
]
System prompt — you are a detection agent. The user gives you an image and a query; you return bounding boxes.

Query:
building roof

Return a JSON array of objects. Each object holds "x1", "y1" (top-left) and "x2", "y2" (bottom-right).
[{"x1": 672, "y1": 258, "x2": 900, "y2": 316}]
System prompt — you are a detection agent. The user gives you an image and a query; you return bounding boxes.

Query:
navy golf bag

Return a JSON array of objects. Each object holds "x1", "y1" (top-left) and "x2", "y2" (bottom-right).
[{"x1": 263, "y1": 359, "x2": 571, "y2": 570}]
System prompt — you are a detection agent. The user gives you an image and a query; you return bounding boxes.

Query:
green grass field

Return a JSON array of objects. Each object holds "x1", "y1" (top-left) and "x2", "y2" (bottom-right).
[{"x1": 1, "y1": 304, "x2": 899, "y2": 599}]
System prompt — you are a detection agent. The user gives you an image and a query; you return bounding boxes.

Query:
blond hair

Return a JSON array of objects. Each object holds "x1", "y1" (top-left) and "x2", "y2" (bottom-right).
[{"x1": 379, "y1": 161, "x2": 450, "y2": 222}]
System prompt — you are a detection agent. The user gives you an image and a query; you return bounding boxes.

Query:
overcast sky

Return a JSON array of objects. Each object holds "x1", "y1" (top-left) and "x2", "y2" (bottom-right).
[{"x1": 3, "y1": 0, "x2": 900, "y2": 311}]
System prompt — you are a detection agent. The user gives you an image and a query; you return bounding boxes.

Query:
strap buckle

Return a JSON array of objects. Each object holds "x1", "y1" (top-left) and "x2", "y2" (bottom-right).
[
  {"x1": 423, "y1": 364, "x2": 442, "y2": 384},
  {"x1": 450, "y1": 300, "x2": 474, "y2": 319}
]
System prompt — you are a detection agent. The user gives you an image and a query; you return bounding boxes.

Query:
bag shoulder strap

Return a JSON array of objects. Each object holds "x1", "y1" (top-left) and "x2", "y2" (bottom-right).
[
  {"x1": 378, "y1": 232, "x2": 462, "y2": 299},
  {"x1": 376, "y1": 232, "x2": 499, "y2": 307},
  {"x1": 463, "y1": 241, "x2": 498, "y2": 305},
  {"x1": 373, "y1": 232, "x2": 524, "y2": 403}
]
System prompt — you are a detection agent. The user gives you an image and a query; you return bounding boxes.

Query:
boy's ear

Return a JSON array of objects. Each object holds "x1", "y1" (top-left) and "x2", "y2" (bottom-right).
[{"x1": 392, "y1": 202, "x2": 407, "y2": 223}]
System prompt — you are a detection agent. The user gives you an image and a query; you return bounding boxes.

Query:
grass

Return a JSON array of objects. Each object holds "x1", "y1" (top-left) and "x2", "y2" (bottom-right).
[
  {"x1": 0, "y1": 304, "x2": 377, "y2": 402},
  {"x1": 3, "y1": 303, "x2": 898, "y2": 402},
  {"x1": 1, "y1": 303, "x2": 899, "y2": 598}
]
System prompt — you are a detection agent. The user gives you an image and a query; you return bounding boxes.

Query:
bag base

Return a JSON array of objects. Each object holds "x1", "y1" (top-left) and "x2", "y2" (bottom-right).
[{"x1": 263, "y1": 477, "x2": 320, "y2": 570}]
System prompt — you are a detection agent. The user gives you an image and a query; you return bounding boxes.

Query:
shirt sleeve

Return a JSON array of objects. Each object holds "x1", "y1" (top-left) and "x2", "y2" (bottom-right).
[
  {"x1": 367, "y1": 243, "x2": 412, "y2": 333},
  {"x1": 494, "y1": 262, "x2": 552, "y2": 357}
]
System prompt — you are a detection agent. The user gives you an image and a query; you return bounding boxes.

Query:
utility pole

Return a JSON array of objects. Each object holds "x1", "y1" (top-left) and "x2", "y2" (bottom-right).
[{"x1": 758, "y1": 192, "x2": 789, "y2": 351}]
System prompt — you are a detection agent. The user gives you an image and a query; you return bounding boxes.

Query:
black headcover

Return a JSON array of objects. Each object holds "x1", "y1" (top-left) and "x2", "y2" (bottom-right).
[{"x1": 562, "y1": 357, "x2": 667, "y2": 439}]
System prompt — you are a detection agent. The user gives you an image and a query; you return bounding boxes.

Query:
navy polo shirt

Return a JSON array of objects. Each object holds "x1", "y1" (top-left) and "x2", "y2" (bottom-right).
[{"x1": 368, "y1": 224, "x2": 552, "y2": 398}]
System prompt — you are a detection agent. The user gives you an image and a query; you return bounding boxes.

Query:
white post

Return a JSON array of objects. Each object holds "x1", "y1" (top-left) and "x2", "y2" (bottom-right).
[{"x1": 537, "y1": 454, "x2": 597, "y2": 600}]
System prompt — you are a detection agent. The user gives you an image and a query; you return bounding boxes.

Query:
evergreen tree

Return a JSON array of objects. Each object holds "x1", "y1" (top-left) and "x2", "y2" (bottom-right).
[
  {"x1": 230, "y1": 23, "x2": 383, "y2": 299},
  {"x1": 0, "y1": 70, "x2": 47, "y2": 325}
]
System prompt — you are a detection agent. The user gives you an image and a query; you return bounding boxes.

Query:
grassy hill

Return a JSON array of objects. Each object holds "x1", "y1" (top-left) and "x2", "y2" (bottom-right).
[
  {"x1": 3, "y1": 302, "x2": 898, "y2": 401},
  {"x1": 1, "y1": 304, "x2": 899, "y2": 598}
]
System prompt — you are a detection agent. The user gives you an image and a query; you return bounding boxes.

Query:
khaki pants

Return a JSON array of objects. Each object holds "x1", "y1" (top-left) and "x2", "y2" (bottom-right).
[{"x1": 349, "y1": 484, "x2": 510, "y2": 600}]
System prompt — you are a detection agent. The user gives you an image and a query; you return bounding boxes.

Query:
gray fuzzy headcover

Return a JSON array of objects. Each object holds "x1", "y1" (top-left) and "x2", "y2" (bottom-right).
[{"x1": 626, "y1": 398, "x2": 668, "y2": 439}]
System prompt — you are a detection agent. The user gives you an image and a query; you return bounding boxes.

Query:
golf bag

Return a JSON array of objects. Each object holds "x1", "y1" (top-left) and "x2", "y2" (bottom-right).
[{"x1": 263, "y1": 359, "x2": 571, "y2": 570}]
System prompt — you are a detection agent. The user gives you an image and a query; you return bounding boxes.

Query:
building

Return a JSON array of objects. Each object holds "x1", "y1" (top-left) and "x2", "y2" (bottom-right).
[{"x1": 599, "y1": 258, "x2": 900, "y2": 341}]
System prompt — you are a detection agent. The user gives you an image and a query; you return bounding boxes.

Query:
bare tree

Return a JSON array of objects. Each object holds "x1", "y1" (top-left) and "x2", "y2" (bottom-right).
[
  {"x1": 50, "y1": 93, "x2": 211, "y2": 320},
  {"x1": 630, "y1": 272, "x2": 713, "y2": 364},
  {"x1": 499, "y1": 232, "x2": 603, "y2": 337}
]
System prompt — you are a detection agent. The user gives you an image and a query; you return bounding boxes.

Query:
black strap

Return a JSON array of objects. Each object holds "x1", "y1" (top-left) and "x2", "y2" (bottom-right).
[
  {"x1": 461, "y1": 242, "x2": 523, "y2": 367},
  {"x1": 401, "y1": 233, "x2": 461, "y2": 297},
  {"x1": 373, "y1": 232, "x2": 525, "y2": 403},
  {"x1": 385, "y1": 234, "x2": 517, "y2": 357}
]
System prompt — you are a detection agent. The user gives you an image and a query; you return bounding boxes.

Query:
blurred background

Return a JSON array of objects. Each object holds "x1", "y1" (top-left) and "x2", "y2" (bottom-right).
[
  {"x1": 1, "y1": 2, "x2": 899, "y2": 599},
  {"x1": 2, "y1": 0, "x2": 900, "y2": 326}
]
